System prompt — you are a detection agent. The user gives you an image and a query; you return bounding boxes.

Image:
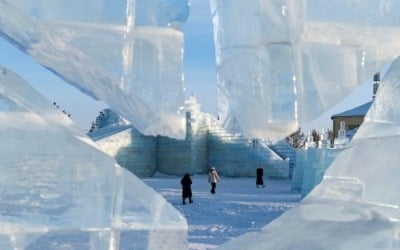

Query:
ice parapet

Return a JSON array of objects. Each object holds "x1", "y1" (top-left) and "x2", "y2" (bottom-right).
[
  {"x1": 0, "y1": 66, "x2": 187, "y2": 249},
  {"x1": 0, "y1": 0, "x2": 189, "y2": 139},
  {"x1": 218, "y1": 57, "x2": 400, "y2": 249},
  {"x1": 210, "y1": 0, "x2": 400, "y2": 141}
]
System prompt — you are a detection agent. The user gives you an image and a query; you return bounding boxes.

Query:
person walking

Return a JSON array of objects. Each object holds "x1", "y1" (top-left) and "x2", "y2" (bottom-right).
[
  {"x1": 256, "y1": 166, "x2": 265, "y2": 188},
  {"x1": 208, "y1": 167, "x2": 220, "y2": 194},
  {"x1": 181, "y1": 173, "x2": 193, "y2": 205}
]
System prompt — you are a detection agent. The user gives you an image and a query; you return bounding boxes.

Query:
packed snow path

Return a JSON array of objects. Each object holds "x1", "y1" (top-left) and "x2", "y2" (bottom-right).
[{"x1": 144, "y1": 175, "x2": 301, "y2": 249}]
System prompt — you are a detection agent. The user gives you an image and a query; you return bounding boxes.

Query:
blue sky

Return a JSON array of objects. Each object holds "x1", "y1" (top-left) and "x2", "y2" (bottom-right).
[{"x1": 0, "y1": 0, "x2": 373, "y2": 134}]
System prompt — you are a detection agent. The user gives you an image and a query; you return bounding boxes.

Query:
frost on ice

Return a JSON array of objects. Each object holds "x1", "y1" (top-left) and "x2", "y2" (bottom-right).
[
  {"x1": 0, "y1": 66, "x2": 187, "y2": 249},
  {"x1": 0, "y1": 0, "x2": 189, "y2": 139},
  {"x1": 2, "y1": 0, "x2": 400, "y2": 248},
  {"x1": 218, "y1": 56, "x2": 400, "y2": 249},
  {"x1": 210, "y1": 0, "x2": 400, "y2": 141}
]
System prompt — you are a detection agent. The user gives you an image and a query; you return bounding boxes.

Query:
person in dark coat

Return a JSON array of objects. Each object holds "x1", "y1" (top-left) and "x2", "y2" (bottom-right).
[
  {"x1": 256, "y1": 167, "x2": 265, "y2": 188},
  {"x1": 181, "y1": 173, "x2": 193, "y2": 204}
]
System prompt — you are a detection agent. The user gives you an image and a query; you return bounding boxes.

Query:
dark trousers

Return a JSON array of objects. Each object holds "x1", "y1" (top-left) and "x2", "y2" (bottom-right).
[{"x1": 210, "y1": 183, "x2": 216, "y2": 194}]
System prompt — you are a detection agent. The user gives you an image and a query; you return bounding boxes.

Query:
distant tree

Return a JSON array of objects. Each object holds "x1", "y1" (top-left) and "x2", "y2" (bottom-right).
[
  {"x1": 286, "y1": 128, "x2": 305, "y2": 148},
  {"x1": 327, "y1": 128, "x2": 334, "y2": 147},
  {"x1": 308, "y1": 128, "x2": 334, "y2": 147},
  {"x1": 311, "y1": 129, "x2": 320, "y2": 142}
]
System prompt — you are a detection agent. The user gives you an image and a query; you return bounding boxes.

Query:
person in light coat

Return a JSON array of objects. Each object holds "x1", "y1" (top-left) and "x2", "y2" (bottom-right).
[{"x1": 208, "y1": 167, "x2": 220, "y2": 194}]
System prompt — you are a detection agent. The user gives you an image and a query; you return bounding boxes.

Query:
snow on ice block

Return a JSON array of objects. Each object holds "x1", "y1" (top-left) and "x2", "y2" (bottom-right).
[
  {"x1": 0, "y1": 66, "x2": 187, "y2": 249},
  {"x1": 0, "y1": 0, "x2": 189, "y2": 139},
  {"x1": 217, "y1": 56, "x2": 400, "y2": 250},
  {"x1": 211, "y1": 0, "x2": 400, "y2": 141}
]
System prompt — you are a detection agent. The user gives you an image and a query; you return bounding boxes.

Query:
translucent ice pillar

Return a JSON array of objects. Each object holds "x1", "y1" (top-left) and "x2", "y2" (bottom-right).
[
  {"x1": 0, "y1": 0, "x2": 189, "y2": 139},
  {"x1": 0, "y1": 66, "x2": 187, "y2": 249},
  {"x1": 210, "y1": 0, "x2": 400, "y2": 141},
  {"x1": 217, "y1": 56, "x2": 400, "y2": 250}
]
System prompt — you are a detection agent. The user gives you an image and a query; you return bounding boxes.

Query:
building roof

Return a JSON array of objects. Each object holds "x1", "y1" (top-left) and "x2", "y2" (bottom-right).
[{"x1": 331, "y1": 101, "x2": 373, "y2": 119}]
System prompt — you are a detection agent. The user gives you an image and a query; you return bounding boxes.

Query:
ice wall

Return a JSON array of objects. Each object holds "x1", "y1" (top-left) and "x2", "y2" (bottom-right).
[
  {"x1": 157, "y1": 96, "x2": 210, "y2": 175},
  {"x1": 89, "y1": 98, "x2": 289, "y2": 178},
  {"x1": 0, "y1": 66, "x2": 187, "y2": 249},
  {"x1": 293, "y1": 147, "x2": 344, "y2": 197},
  {"x1": 0, "y1": 0, "x2": 189, "y2": 139},
  {"x1": 210, "y1": 0, "x2": 400, "y2": 141},
  {"x1": 217, "y1": 56, "x2": 400, "y2": 249},
  {"x1": 207, "y1": 130, "x2": 289, "y2": 178},
  {"x1": 90, "y1": 112, "x2": 158, "y2": 177}
]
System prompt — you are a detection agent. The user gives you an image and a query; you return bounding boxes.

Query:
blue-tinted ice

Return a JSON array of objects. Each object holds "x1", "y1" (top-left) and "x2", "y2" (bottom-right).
[
  {"x1": 0, "y1": 66, "x2": 187, "y2": 249},
  {"x1": 0, "y1": 0, "x2": 189, "y2": 139},
  {"x1": 211, "y1": 0, "x2": 400, "y2": 140}
]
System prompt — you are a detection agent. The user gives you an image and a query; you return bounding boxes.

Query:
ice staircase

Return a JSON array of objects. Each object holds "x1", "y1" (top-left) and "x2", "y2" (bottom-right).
[
  {"x1": 207, "y1": 126, "x2": 289, "y2": 178},
  {"x1": 89, "y1": 109, "x2": 289, "y2": 178}
]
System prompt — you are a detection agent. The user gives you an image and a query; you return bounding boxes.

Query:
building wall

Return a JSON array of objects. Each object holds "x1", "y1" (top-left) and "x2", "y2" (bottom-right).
[{"x1": 332, "y1": 116, "x2": 364, "y2": 138}]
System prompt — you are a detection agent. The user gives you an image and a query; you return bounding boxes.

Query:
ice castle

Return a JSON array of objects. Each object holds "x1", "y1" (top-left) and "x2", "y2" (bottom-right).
[
  {"x1": 88, "y1": 95, "x2": 292, "y2": 178},
  {"x1": 2, "y1": 0, "x2": 400, "y2": 249}
]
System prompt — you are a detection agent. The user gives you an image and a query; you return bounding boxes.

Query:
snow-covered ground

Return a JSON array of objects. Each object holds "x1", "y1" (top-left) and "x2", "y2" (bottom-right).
[{"x1": 144, "y1": 175, "x2": 301, "y2": 250}]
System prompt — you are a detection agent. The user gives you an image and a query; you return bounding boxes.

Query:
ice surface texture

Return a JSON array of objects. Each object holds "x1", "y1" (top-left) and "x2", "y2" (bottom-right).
[
  {"x1": 88, "y1": 98, "x2": 290, "y2": 178},
  {"x1": 0, "y1": 0, "x2": 189, "y2": 139},
  {"x1": 0, "y1": 66, "x2": 187, "y2": 249},
  {"x1": 210, "y1": 0, "x2": 400, "y2": 141},
  {"x1": 217, "y1": 56, "x2": 400, "y2": 249}
]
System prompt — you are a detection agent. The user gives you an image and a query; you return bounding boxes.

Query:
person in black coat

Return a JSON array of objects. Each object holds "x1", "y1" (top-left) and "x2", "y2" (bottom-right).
[
  {"x1": 181, "y1": 173, "x2": 193, "y2": 204},
  {"x1": 256, "y1": 167, "x2": 265, "y2": 188}
]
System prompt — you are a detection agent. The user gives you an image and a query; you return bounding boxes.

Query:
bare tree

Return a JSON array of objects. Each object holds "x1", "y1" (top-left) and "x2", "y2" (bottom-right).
[
  {"x1": 311, "y1": 129, "x2": 320, "y2": 143},
  {"x1": 286, "y1": 128, "x2": 305, "y2": 148},
  {"x1": 327, "y1": 128, "x2": 334, "y2": 147}
]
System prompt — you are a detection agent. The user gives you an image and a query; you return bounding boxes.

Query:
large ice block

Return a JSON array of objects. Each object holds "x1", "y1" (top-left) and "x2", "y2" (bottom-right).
[
  {"x1": 0, "y1": 66, "x2": 187, "y2": 249},
  {"x1": 217, "y1": 56, "x2": 400, "y2": 249},
  {"x1": 0, "y1": 0, "x2": 189, "y2": 139},
  {"x1": 211, "y1": 0, "x2": 400, "y2": 141}
]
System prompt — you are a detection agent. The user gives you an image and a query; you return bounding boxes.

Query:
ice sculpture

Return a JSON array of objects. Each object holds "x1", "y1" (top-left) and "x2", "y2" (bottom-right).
[
  {"x1": 217, "y1": 56, "x2": 400, "y2": 249},
  {"x1": 0, "y1": 66, "x2": 187, "y2": 249},
  {"x1": 210, "y1": 0, "x2": 400, "y2": 141},
  {"x1": 334, "y1": 121, "x2": 350, "y2": 147},
  {"x1": 304, "y1": 131, "x2": 316, "y2": 149},
  {"x1": 0, "y1": 0, "x2": 189, "y2": 139}
]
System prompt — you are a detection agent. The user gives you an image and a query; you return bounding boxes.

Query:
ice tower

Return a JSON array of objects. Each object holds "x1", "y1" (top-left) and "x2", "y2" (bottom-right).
[
  {"x1": 218, "y1": 56, "x2": 400, "y2": 250},
  {"x1": 210, "y1": 0, "x2": 400, "y2": 141},
  {"x1": 215, "y1": 0, "x2": 400, "y2": 248}
]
